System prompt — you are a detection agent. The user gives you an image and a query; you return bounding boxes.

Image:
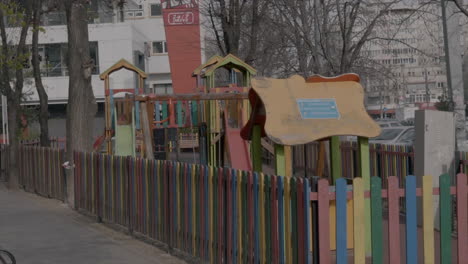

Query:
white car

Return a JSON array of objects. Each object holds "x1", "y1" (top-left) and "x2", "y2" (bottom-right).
[
  {"x1": 377, "y1": 120, "x2": 402, "y2": 128},
  {"x1": 370, "y1": 126, "x2": 415, "y2": 145}
]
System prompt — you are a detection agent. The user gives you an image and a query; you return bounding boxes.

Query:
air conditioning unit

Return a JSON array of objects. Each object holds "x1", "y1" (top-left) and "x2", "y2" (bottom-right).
[
  {"x1": 134, "y1": 10, "x2": 144, "y2": 17},
  {"x1": 144, "y1": 42, "x2": 151, "y2": 58}
]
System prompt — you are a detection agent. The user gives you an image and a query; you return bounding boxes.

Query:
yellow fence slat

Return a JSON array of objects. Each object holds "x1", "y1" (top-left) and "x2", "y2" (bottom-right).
[
  {"x1": 353, "y1": 178, "x2": 365, "y2": 263},
  {"x1": 423, "y1": 175, "x2": 435, "y2": 264}
]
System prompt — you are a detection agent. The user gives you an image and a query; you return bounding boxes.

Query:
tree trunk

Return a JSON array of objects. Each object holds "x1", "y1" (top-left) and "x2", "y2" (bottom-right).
[
  {"x1": 7, "y1": 101, "x2": 19, "y2": 189},
  {"x1": 64, "y1": 0, "x2": 97, "y2": 206},
  {"x1": 32, "y1": 0, "x2": 50, "y2": 147},
  {"x1": 0, "y1": 1, "x2": 32, "y2": 190}
]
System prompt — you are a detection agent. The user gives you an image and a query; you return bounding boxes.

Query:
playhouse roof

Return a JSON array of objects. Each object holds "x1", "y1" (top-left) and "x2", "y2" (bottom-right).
[
  {"x1": 192, "y1": 55, "x2": 223, "y2": 76},
  {"x1": 100, "y1": 59, "x2": 148, "y2": 80},
  {"x1": 241, "y1": 74, "x2": 381, "y2": 145},
  {"x1": 198, "y1": 54, "x2": 257, "y2": 77}
]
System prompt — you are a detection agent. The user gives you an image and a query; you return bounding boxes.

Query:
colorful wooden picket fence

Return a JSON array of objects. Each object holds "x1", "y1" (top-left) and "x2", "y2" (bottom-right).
[
  {"x1": 20, "y1": 137, "x2": 66, "y2": 149},
  {"x1": 294, "y1": 141, "x2": 414, "y2": 181},
  {"x1": 18, "y1": 146, "x2": 65, "y2": 200},
  {"x1": 74, "y1": 151, "x2": 463, "y2": 263}
]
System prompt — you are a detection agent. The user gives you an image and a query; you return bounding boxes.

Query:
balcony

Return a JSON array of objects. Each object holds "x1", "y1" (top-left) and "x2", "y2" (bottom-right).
[
  {"x1": 41, "y1": 11, "x2": 115, "y2": 27},
  {"x1": 24, "y1": 63, "x2": 100, "y2": 78}
]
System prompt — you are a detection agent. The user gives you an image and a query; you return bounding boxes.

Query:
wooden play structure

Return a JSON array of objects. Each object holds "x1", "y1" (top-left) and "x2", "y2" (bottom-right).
[
  {"x1": 96, "y1": 59, "x2": 147, "y2": 156},
  {"x1": 241, "y1": 74, "x2": 381, "y2": 252},
  {"x1": 96, "y1": 55, "x2": 255, "y2": 171},
  {"x1": 193, "y1": 54, "x2": 255, "y2": 170}
]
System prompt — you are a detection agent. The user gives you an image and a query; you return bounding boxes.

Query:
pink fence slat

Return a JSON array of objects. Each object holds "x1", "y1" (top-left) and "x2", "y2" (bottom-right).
[
  {"x1": 457, "y1": 173, "x2": 468, "y2": 262},
  {"x1": 297, "y1": 179, "x2": 305, "y2": 264},
  {"x1": 388, "y1": 176, "x2": 401, "y2": 264},
  {"x1": 318, "y1": 179, "x2": 331, "y2": 263}
]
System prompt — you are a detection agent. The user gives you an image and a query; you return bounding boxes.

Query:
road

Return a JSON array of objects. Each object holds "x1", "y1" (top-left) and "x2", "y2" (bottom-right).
[{"x1": 0, "y1": 184, "x2": 185, "y2": 264}]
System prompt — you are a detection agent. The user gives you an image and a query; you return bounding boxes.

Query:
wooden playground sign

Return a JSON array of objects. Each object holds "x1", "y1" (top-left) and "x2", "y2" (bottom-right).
[{"x1": 249, "y1": 74, "x2": 381, "y2": 145}]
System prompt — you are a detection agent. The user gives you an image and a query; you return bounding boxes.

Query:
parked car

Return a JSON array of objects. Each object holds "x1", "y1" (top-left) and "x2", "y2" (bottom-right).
[
  {"x1": 370, "y1": 126, "x2": 415, "y2": 145},
  {"x1": 377, "y1": 120, "x2": 402, "y2": 128}
]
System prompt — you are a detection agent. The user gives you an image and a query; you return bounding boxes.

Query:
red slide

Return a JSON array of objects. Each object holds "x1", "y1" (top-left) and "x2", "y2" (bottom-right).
[{"x1": 223, "y1": 114, "x2": 252, "y2": 171}]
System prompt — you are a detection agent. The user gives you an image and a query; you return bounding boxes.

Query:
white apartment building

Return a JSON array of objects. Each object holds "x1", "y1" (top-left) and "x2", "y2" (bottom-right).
[
  {"x1": 22, "y1": 0, "x2": 176, "y2": 105},
  {"x1": 363, "y1": 4, "x2": 449, "y2": 119}
]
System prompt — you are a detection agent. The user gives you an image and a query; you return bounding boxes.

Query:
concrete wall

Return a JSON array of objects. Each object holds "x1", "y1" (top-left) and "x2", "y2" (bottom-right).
[{"x1": 415, "y1": 110, "x2": 456, "y2": 228}]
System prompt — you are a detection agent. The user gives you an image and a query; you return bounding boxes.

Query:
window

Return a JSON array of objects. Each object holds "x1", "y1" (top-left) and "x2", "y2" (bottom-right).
[
  {"x1": 414, "y1": 94, "x2": 430, "y2": 103},
  {"x1": 152, "y1": 41, "x2": 168, "y2": 54},
  {"x1": 153, "y1": 83, "x2": 173, "y2": 94},
  {"x1": 125, "y1": 5, "x2": 144, "y2": 19},
  {"x1": 398, "y1": 129, "x2": 415, "y2": 144},
  {"x1": 37, "y1": 42, "x2": 99, "y2": 77},
  {"x1": 150, "y1": 3, "x2": 162, "y2": 16}
]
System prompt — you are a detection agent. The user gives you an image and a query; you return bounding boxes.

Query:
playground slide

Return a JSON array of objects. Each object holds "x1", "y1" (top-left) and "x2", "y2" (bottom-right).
[
  {"x1": 114, "y1": 107, "x2": 136, "y2": 156},
  {"x1": 223, "y1": 114, "x2": 252, "y2": 171},
  {"x1": 115, "y1": 124, "x2": 134, "y2": 156},
  {"x1": 93, "y1": 134, "x2": 106, "y2": 152}
]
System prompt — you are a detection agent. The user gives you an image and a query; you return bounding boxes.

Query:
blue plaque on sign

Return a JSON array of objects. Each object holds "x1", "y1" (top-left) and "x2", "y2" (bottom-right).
[{"x1": 296, "y1": 99, "x2": 340, "y2": 119}]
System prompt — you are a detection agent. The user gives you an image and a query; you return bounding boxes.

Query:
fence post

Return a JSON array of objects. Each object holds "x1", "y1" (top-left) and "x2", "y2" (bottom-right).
[
  {"x1": 126, "y1": 156, "x2": 133, "y2": 235},
  {"x1": 358, "y1": 136, "x2": 371, "y2": 256},
  {"x1": 96, "y1": 153, "x2": 102, "y2": 223},
  {"x1": 311, "y1": 176, "x2": 319, "y2": 264}
]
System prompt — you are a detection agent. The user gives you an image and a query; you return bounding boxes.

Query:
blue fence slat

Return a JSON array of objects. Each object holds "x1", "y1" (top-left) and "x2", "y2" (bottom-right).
[
  {"x1": 336, "y1": 178, "x2": 348, "y2": 264},
  {"x1": 406, "y1": 175, "x2": 417, "y2": 264}
]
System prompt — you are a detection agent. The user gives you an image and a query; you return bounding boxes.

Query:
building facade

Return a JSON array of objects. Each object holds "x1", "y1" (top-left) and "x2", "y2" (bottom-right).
[
  {"x1": 363, "y1": 4, "x2": 449, "y2": 119},
  {"x1": 0, "y1": 0, "x2": 204, "y2": 138},
  {"x1": 21, "y1": 0, "x2": 188, "y2": 105}
]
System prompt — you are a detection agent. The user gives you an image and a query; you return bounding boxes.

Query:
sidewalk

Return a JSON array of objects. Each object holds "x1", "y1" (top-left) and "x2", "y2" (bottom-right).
[{"x1": 0, "y1": 184, "x2": 185, "y2": 264}]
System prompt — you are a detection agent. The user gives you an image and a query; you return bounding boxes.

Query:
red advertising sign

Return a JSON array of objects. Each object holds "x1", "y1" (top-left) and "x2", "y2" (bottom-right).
[
  {"x1": 167, "y1": 11, "x2": 196, "y2": 25},
  {"x1": 162, "y1": 0, "x2": 201, "y2": 94}
]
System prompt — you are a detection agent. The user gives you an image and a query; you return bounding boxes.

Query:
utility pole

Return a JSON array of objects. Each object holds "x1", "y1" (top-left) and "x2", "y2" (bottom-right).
[{"x1": 441, "y1": 0, "x2": 467, "y2": 150}]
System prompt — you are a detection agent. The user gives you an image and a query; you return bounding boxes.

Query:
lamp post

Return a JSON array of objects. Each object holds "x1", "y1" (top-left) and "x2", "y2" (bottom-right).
[{"x1": 440, "y1": 0, "x2": 467, "y2": 149}]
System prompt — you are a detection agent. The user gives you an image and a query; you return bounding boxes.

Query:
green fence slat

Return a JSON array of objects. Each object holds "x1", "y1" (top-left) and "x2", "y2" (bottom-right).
[
  {"x1": 177, "y1": 101, "x2": 183, "y2": 127},
  {"x1": 162, "y1": 102, "x2": 168, "y2": 127},
  {"x1": 371, "y1": 176, "x2": 383, "y2": 264},
  {"x1": 291, "y1": 177, "x2": 298, "y2": 264},
  {"x1": 266, "y1": 175, "x2": 272, "y2": 263},
  {"x1": 440, "y1": 173, "x2": 452, "y2": 264}
]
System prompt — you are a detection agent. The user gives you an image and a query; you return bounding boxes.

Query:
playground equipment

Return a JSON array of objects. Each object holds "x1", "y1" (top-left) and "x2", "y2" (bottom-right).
[
  {"x1": 193, "y1": 54, "x2": 255, "y2": 170},
  {"x1": 241, "y1": 74, "x2": 381, "y2": 252},
  {"x1": 97, "y1": 55, "x2": 255, "y2": 171},
  {"x1": 97, "y1": 59, "x2": 147, "y2": 156}
]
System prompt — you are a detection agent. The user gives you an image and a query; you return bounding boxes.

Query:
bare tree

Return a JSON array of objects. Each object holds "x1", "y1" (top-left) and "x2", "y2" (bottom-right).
[
  {"x1": 63, "y1": 0, "x2": 97, "y2": 205},
  {"x1": 32, "y1": 0, "x2": 50, "y2": 147},
  {"x1": 203, "y1": 0, "x2": 421, "y2": 79},
  {"x1": 0, "y1": 0, "x2": 33, "y2": 189},
  {"x1": 203, "y1": 0, "x2": 270, "y2": 65}
]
